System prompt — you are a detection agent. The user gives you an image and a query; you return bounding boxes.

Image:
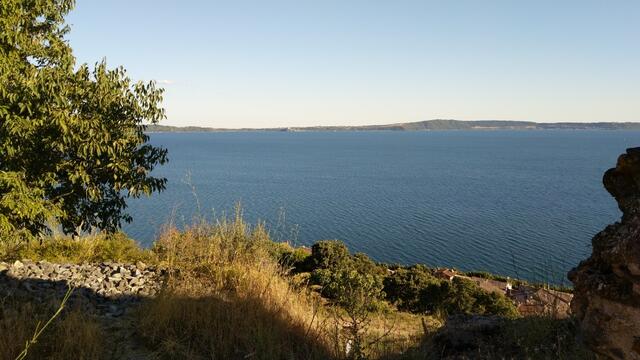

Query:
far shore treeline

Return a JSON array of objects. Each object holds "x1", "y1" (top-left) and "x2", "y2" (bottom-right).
[{"x1": 146, "y1": 119, "x2": 640, "y2": 133}]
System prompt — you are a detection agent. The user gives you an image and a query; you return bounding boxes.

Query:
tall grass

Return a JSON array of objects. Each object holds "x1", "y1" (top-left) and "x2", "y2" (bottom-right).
[
  {"x1": 0, "y1": 232, "x2": 152, "y2": 264},
  {"x1": 137, "y1": 212, "x2": 337, "y2": 359},
  {"x1": 0, "y1": 296, "x2": 106, "y2": 360},
  {"x1": 0, "y1": 210, "x2": 591, "y2": 359}
]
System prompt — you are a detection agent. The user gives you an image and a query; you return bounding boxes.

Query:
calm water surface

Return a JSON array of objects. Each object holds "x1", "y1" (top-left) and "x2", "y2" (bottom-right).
[{"x1": 123, "y1": 131, "x2": 639, "y2": 283}]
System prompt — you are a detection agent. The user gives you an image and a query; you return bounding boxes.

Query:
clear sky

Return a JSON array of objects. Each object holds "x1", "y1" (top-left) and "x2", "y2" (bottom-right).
[{"x1": 66, "y1": 0, "x2": 639, "y2": 128}]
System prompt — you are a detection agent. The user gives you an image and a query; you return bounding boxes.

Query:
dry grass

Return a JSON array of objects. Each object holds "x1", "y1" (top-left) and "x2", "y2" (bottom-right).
[
  {"x1": 137, "y1": 213, "x2": 436, "y2": 359},
  {"x1": 0, "y1": 297, "x2": 106, "y2": 360},
  {"x1": 0, "y1": 213, "x2": 429, "y2": 359},
  {"x1": 353, "y1": 311, "x2": 439, "y2": 359},
  {"x1": 3, "y1": 212, "x2": 590, "y2": 359},
  {"x1": 0, "y1": 232, "x2": 153, "y2": 264},
  {"x1": 137, "y1": 214, "x2": 338, "y2": 359}
]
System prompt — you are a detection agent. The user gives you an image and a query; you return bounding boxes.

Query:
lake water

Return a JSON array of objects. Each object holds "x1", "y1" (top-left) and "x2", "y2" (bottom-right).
[{"x1": 123, "y1": 130, "x2": 638, "y2": 284}]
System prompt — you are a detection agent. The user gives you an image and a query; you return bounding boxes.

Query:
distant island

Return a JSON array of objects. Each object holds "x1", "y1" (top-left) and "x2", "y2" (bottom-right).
[{"x1": 146, "y1": 119, "x2": 640, "y2": 132}]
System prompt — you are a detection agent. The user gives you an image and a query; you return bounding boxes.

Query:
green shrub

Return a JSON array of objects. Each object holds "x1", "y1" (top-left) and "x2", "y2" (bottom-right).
[
  {"x1": 383, "y1": 265, "x2": 439, "y2": 312},
  {"x1": 307, "y1": 241, "x2": 386, "y2": 304},
  {"x1": 419, "y1": 277, "x2": 518, "y2": 318},
  {"x1": 328, "y1": 267, "x2": 386, "y2": 359},
  {"x1": 352, "y1": 252, "x2": 386, "y2": 277},
  {"x1": 305, "y1": 240, "x2": 351, "y2": 271},
  {"x1": 261, "y1": 241, "x2": 310, "y2": 271}
]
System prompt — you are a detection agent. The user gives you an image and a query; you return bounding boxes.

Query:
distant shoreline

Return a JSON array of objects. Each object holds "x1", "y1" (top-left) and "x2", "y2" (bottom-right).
[{"x1": 146, "y1": 119, "x2": 640, "y2": 133}]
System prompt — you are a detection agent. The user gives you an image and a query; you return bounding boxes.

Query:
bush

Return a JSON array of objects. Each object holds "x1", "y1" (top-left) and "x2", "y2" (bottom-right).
[
  {"x1": 352, "y1": 252, "x2": 386, "y2": 278},
  {"x1": 307, "y1": 241, "x2": 386, "y2": 303},
  {"x1": 305, "y1": 240, "x2": 351, "y2": 271},
  {"x1": 419, "y1": 277, "x2": 518, "y2": 318},
  {"x1": 383, "y1": 265, "x2": 439, "y2": 312},
  {"x1": 262, "y1": 241, "x2": 310, "y2": 271}
]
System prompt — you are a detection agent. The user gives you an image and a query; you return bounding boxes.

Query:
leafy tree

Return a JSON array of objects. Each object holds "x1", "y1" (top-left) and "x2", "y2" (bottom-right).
[
  {"x1": 383, "y1": 265, "x2": 439, "y2": 311},
  {"x1": 301, "y1": 241, "x2": 387, "y2": 358},
  {"x1": 306, "y1": 240, "x2": 351, "y2": 271},
  {"x1": 308, "y1": 241, "x2": 386, "y2": 301},
  {"x1": 328, "y1": 267, "x2": 385, "y2": 359},
  {"x1": 0, "y1": 0, "x2": 168, "y2": 240},
  {"x1": 351, "y1": 252, "x2": 386, "y2": 278},
  {"x1": 419, "y1": 277, "x2": 518, "y2": 318}
]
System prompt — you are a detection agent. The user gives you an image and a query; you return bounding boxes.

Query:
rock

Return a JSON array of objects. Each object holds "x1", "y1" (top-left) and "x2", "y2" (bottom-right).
[
  {"x1": 29, "y1": 267, "x2": 43, "y2": 277},
  {"x1": 0, "y1": 258, "x2": 165, "y2": 317},
  {"x1": 111, "y1": 272, "x2": 123, "y2": 280},
  {"x1": 116, "y1": 280, "x2": 127, "y2": 291},
  {"x1": 569, "y1": 147, "x2": 640, "y2": 359},
  {"x1": 135, "y1": 261, "x2": 147, "y2": 271}
]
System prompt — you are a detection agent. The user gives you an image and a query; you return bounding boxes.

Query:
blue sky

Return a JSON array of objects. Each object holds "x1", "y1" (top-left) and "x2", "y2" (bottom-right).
[{"x1": 67, "y1": 1, "x2": 639, "y2": 128}]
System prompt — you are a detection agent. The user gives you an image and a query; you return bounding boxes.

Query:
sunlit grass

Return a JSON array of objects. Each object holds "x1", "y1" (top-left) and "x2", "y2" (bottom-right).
[
  {"x1": 0, "y1": 211, "x2": 592, "y2": 359},
  {"x1": 0, "y1": 232, "x2": 153, "y2": 264}
]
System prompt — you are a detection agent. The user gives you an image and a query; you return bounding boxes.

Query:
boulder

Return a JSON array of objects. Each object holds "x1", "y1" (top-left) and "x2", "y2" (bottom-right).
[{"x1": 569, "y1": 147, "x2": 640, "y2": 359}]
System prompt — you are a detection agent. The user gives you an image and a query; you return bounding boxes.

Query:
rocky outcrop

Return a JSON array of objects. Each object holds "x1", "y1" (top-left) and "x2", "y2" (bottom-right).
[
  {"x1": 0, "y1": 260, "x2": 165, "y2": 317},
  {"x1": 569, "y1": 147, "x2": 640, "y2": 359}
]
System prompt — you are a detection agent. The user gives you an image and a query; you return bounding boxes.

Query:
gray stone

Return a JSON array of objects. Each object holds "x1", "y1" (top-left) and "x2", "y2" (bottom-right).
[{"x1": 0, "y1": 259, "x2": 165, "y2": 317}]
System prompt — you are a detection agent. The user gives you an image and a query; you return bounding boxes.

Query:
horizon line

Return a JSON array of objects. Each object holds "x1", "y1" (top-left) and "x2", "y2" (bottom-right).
[{"x1": 156, "y1": 118, "x2": 640, "y2": 130}]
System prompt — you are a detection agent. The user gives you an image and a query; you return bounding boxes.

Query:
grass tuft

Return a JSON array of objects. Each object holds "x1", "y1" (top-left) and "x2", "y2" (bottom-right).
[
  {"x1": 0, "y1": 296, "x2": 106, "y2": 360},
  {"x1": 0, "y1": 232, "x2": 153, "y2": 264},
  {"x1": 137, "y1": 216, "x2": 336, "y2": 359}
]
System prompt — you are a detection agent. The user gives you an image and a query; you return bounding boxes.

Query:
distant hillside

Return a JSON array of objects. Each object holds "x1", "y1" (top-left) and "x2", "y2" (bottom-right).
[
  {"x1": 145, "y1": 124, "x2": 224, "y2": 132},
  {"x1": 146, "y1": 120, "x2": 640, "y2": 132}
]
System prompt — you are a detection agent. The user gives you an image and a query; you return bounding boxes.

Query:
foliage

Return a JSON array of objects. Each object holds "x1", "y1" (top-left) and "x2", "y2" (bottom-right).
[
  {"x1": 262, "y1": 240, "x2": 310, "y2": 271},
  {"x1": 419, "y1": 277, "x2": 518, "y2": 318},
  {"x1": 0, "y1": 0, "x2": 168, "y2": 242},
  {"x1": 320, "y1": 266, "x2": 386, "y2": 313},
  {"x1": 383, "y1": 265, "x2": 439, "y2": 312},
  {"x1": 306, "y1": 239, "x2": 352, "y2": 271},
  {"x1": 327, "y1": 267, "x2": 386, "y2": 359},
  {"x1": 0, "y1": 215, "x2": 586, "y2": 359},
  {"x1": 308, "y1": 241, "x2": 386, "y2": 305},
  {"x1": 303, "y1": 241, "x2": 389, "y2": 358},
  {"x1": 0, "y1": 172, "x2": 61, "y2": 242}
]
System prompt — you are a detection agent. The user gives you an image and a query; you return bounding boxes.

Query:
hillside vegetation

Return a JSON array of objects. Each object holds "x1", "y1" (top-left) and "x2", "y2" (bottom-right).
[
  {"x1": 146, "y1": 119, "x2": 640, "y2": 132},
  {"x1": 0, "y1": 214, "x2": 592, "y2": 359}
]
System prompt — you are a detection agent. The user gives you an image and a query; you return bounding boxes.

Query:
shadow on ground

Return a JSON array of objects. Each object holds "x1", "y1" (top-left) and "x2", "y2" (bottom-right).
[{"x1": 0, "y1": 272, "x2": 333, "y2": 360}]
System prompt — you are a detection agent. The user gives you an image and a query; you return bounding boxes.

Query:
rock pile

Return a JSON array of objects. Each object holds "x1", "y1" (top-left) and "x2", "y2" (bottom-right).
[
  {"x1": 569, "y1": 147, "x2": 640, "y2": 359},
  {"x1": 0, "y1": 260, "x2": 165, "y2": 317}
]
